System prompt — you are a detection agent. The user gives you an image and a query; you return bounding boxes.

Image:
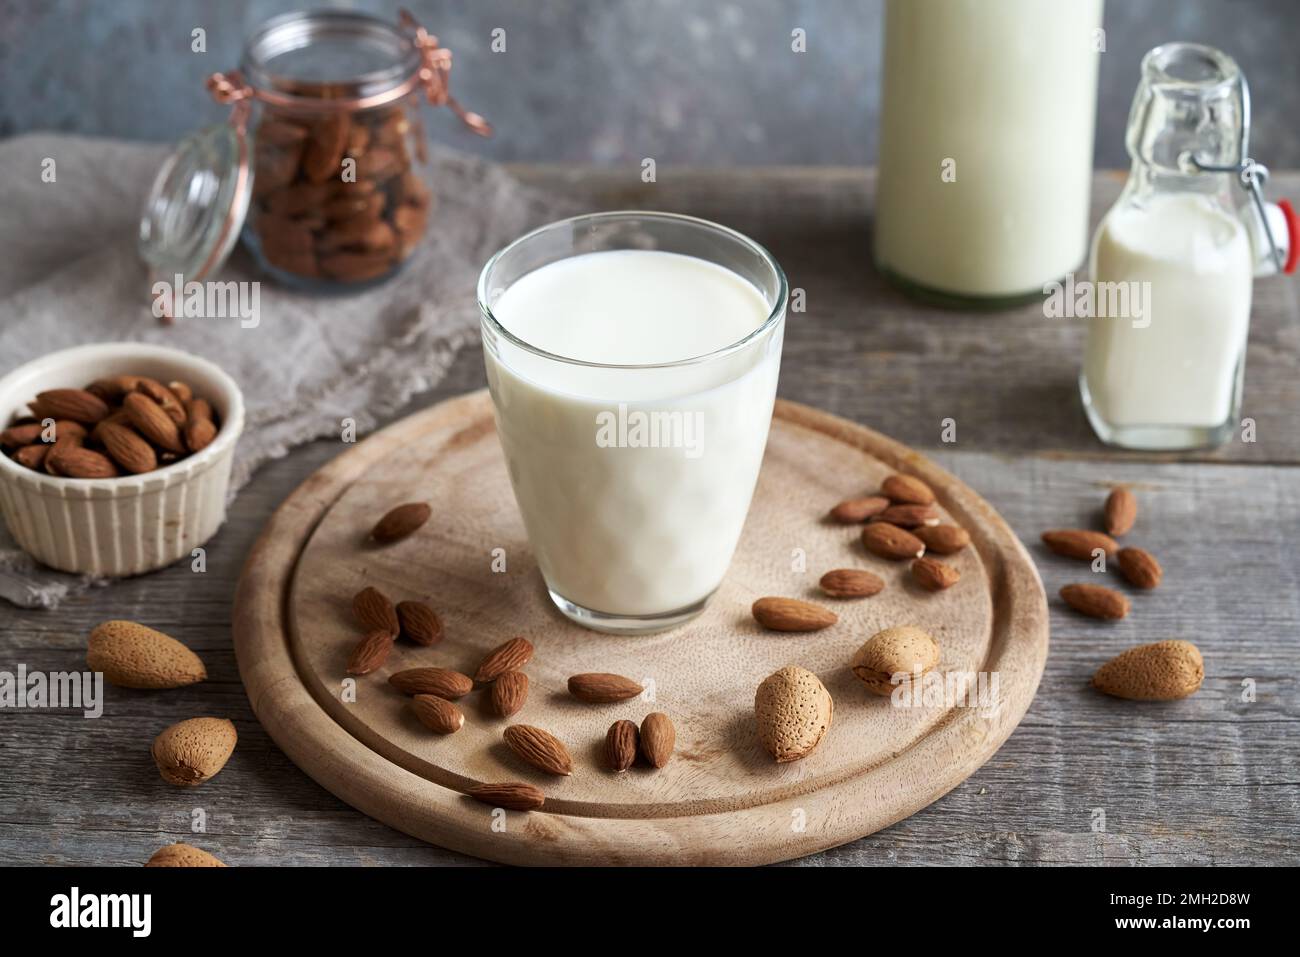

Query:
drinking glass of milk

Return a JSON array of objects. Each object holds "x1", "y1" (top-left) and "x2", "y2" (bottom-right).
[
  {"x1": 1082, "y1": 43, "x2": 1297, "y2": 450},
  {"x1": 478, "y1": 212, "x2": 787, "y2": 633}
]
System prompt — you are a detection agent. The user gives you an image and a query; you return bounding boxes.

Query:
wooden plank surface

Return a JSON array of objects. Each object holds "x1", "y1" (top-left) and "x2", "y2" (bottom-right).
[{"x1": 2, "y1": 167, "x2": 1298, "y2": 866}]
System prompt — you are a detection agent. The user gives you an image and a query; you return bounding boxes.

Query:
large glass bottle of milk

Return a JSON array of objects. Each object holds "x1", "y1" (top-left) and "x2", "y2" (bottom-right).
[
  {"x1": 1081, "y1": 43, "x2": 1270, "y2": 450},
  {"x1": 875, "y1": 0, "x2": 1104, "y2": 305}
]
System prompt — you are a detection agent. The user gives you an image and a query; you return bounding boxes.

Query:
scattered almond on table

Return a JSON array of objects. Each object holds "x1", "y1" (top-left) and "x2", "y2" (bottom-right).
[
  {"x1": 911, "y1": 556, "x2": 960, "y2": 591},
  {"x1": 819, "y1": 568, "x2": 885, "y2": 599},
  {"x1": 751, "y1": 596, "x2": 837, "y2": 632},
  {"x1": 1092, "y1": 640, "x2": 1203, "y2": 700},
  {"x1": 145, "y1": 843, "x2": 227, "y2": 868},
  {"x1": 503, "y1": 724, "x2": 573, "y2": 776},
  {"x1": 850, "y1": 626, "x2": 940, "y2": 696},
  {"x1": 86, "y1": 620, "x2": 206, "y2": 689},
  {"x1": 755, "y1": 665, "x2": 833, "y2": 763},
  {"x1": 568, "y1": 672, "x2": 644, "y2": 703},
  {"x1": 150, "y1": 717, "x2": 237, "y2": 787}
]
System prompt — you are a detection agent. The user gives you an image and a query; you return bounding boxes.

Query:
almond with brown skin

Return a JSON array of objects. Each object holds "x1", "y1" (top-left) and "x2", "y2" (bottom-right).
[
  {"x1": 912, "y1": 556, "x2": 960, "y2": 591},
  {"x1": 475, "y1": 637, "x2": 533, "y2": 682},
  {"x1": 346, "y1": 629, "x2": 394, "y2": 675},
  {"x1": 1060, "y1": 583, "x2": 1130, "y2": 620},
  {"x1": 353, "y1": 586, "x2": 398, "y2": 635},
  {"x1": 369, "y1": 502, "x2": 431, "y2": 543},
  {"x1": 751, "y1": 596, "x2": 838, "y2": 632},
  {"x1": 503, "y1": 724, "x2": 572, "y2": 776},
  {"x1": 185, "y1": 416, "x2": 218, "y2": 454},
  {"x1": 412, "y1": 694, "x2": 464, "y2": 734},
  {"x1": 1092, "y1": 640, "x2": 1203, "y2": 700},
  {"x1": 468, "y1": 782, "x2": 545, "y2": 811},
  {"x1": 568, "y1": 672, "x2": 644, "y2": 703},
  {"x1": 0, "y1": 423, "x2": 42, "y2": 447},
  {"x1": 881, "y1": 473, "x2": 935, "y2": 505},
  {"x1": 1104, "y1": 487, "x2": 1137, "y2": 537},
  {"x1": 123, "y1": 392, "x2": 185, "y2": 453},
  {"x1": 639, "y1": 712, "x2": 675, "y2": 768},
  {"x1": 167, "y1": 380, "x2": 194, "y2": 403},
  {"x1": 1117, "y1": 547, "x2": 1163, "y2": 589},
  {"x1": 828, "y1": 495, "x2": 890, "y2": 524},
  {"x1": 862, "y1": 522, "x2": 925, "y2": 561},
  {"x1": 819, "y1": 568, "x2": 885, "y2": 599},
  {"x1": 49, "y1": 446, "x2": 118, "y2": 479},
  {"x1": 33, "y1": 388, "x2": 108, "y2": 424},
  {"x1": 872, "y1": 504, "x2": 941, "y2": 528},
  {"x1": 12, "y1": 444, "x2": 48, "y2": 469},
  {"x1": 387, "y1": 667, "x2": 473, "y2": 699},
  {"x1": 394, "y1": 600, "x2": 442, "y2": 645},
  {"x1": 135, "y1": 378, "x2": 188, "y2": 425},
  {"x1": 491, "y1": 670, "x2": 529, "y2": 717},
  {"x1": 914, "y1": 523, "x2": 970, "y2": 555},
  {"x1": 87, "y1": 620, "x2": 206, "y2": 689},
  {"x1": 604, "y1": 719, "x2": 638, "y2": 772},
  {"x1": 1042, "y1": 529, "x2": 1119, "y2": 560},
  {"x1": 97, "y1": 420, "x2": 157, "y2": 474}
]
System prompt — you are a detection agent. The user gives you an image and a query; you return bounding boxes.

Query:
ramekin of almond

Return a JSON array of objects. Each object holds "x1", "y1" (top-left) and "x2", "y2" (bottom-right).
[{"x1": 0, "y1": 343, "x2": 243, "y2": 575}]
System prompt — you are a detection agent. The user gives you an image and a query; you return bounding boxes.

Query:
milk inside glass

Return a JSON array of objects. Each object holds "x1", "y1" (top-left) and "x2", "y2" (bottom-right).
[
  {"x1": 482, "y1": 243, "x2": 783, "y2": 630},
  {"x1": 875, "y1": 0, "x2": 1104, "y2": 302}
]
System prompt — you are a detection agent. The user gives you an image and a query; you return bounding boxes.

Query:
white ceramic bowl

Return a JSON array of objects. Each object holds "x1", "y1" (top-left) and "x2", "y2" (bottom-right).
[{"x1": 0, "y1": 343, "x2": 244, "y2": 576}]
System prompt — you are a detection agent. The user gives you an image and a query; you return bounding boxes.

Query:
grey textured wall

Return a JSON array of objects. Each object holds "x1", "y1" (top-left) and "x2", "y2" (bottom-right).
[{"x1": 1, "y1": 0, "x2": 1297, "y2": 168}]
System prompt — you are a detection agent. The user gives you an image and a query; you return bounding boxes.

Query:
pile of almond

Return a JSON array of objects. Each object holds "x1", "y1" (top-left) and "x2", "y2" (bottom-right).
[
  {"x1": 1, "y1": 376, "x2": 219, "y2": 478},
  {"x1": 1040, "y1": 487, "x2": 1202, "y2": 700},
  {"x1": 251, "y1": 100, "x2": 432, "y2": 284}
]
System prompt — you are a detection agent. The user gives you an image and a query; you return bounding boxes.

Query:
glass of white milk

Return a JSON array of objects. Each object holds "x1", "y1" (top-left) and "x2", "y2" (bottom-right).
[{"x1": 477, "y1": 212, "x2": 787, "y2": 633}]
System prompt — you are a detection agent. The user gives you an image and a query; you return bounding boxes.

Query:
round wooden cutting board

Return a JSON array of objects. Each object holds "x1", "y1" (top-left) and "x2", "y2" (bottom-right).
[{"x1": 233, "y1": 390, "x2": 1048, "y2": 866}]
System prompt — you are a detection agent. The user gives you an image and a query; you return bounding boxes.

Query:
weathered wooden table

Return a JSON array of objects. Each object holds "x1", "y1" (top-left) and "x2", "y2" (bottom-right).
[{"x1": 3, "y1": 169, "x2": 1297, "y2": 866}]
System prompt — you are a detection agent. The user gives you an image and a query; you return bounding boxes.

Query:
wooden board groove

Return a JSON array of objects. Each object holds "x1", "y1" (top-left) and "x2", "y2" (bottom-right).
[{"x1": 233, "y1": 390, "x2": 1049, "y2": 865}]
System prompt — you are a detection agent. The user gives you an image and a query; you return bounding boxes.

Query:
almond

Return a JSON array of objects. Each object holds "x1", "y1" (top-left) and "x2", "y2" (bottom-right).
[
  {"x1": 369, "y1": 501, "x2": 431, "y2": 543},
  {"x1": 388, "y1": 667, "x2": 473, "y2": 699},
  {"x1": 135, "y1": 378, "x2": 188, "y2": 425},
  {"x1": 12, "y1": 444, "x2": 48, "y2": 469},
  {"x1": 123, "y1": 392, "x2": 185, "y2": 453},
  {"x1": 828, "y1": 495, "x2": 890, "y2": 523},
  {"x1": 1092, "y1": 640, "x2": 1203, "y2": 700},
  {"x1": 0, "y1": 423, "x2": 42, "y2": 447},
  {"x1": 639, "y1": 712, "x2": 675, "y2": 768},
  {"x1": 911, "y1": 556, "x2": 960, "y2": 591},
  {"x1": 412, "y1": 694, "x2": 464, "y2": 734},
  {"x1": 1117, "y1": 547, "x2": 1163, "y2": 589},
  {"x1": 346, "y1": 629, "x2": 394, "y2": 674},
  {"x1": 86, "y1": 620, "x2": 206, "y2": 689},
  {"x1": 145, "y1": 843, "x2": 226, "y2": 867},
  {"x1": 474, "y1": 636, "x2": 533, "y2": 682},
  {"x1": 1104, "y1": 487, "x2": 1137, "y2": 537},
  {"x1": 1060, "y1": 583, "x2": 1130, "y2": 620},
  {"x1": 185, "y1": 397, "x2": 214, "y2": 422},
  {"x1": 819, "y1": 568, "x2": 885, "y2": 599},
  {"x1": 395, "y1": 600, "x2": 443, "y2": 646},
  {"x1": 43, "y1": 430, "x2": 84, "y2": 476},
  {"x1": 353, "y1": 586, "x2": 398, "y2": 635},
  {"x1": 1042, "y1": 529, "x2": 1119, "y2": 560},
  {"x1": 850, "y1": 625, "x2": 940, "y2": 696},
  {"x1": 568, "y1": 672, "x2": 644, "y2": 703},
  {"x1": 50, "y1": 446, "x2": 118, "y2": 479},
  {"x1": 491, "y1": 670, "x2": 529, "y2": 717},
  {"x1": 468, "y1": 781, "x2": 545, "y2": 811},
  {"x1": 862, "y1": 522, "x2": 925, "y2": 561},
  {"x1": 754, "y1": 666, "x2": 833, "y2": 763},
  {"x1": 150, "y1": 717, "x2": 237, "y2": 786},
  {"x1": 96, "y1": 420, "x2": 157, "y2": 474},
  {"x1": 751, "y1": 596, "x2": 837, "y2": 632},
  {"x1": 881, "y1": 473, "x2": 935, "y2": 505},
  {"x1": 872, "y1": 504, "x2": 940, "y2": 528},
  {"x1": 605, "y1": 719, "x2": 638, "y2": 772},
  {"x1": 185, "y1": 416, "x2": 218, "y2": 454},
  {"x1": 503, "y1": 724, "x2": 573, "y2": 776},
  {"x1": 33, "y1": 388, "x2": 108, "y2": 424},
  {"x1": 914, "y1": 523, "x2": 970, "y2": 555},
  {"x1": 167, "y1": 380, "x2": 195, "y2": 403},
  {"x1": 84, "y1": 377, "x2": 133, "y2": 404}
]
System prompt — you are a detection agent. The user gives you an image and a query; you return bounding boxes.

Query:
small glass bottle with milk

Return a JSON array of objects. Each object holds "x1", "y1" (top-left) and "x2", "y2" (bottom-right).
[{"x1": 1081, "y1": 43, "x2": 1297, "y2": 450}]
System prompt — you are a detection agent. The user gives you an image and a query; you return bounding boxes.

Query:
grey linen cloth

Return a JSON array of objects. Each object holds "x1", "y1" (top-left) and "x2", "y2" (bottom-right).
[{"x1": 0, "y1": 133, "x2": 570, "y2": 607}]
